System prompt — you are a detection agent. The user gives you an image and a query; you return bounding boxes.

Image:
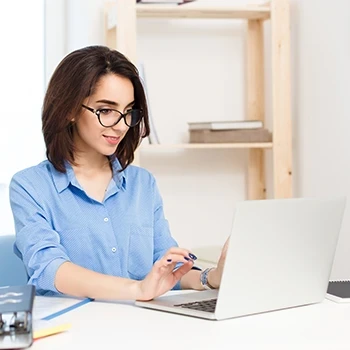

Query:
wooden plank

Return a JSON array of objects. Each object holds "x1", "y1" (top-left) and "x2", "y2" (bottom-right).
[
  {"x1": 247, "y1": 19, "x2": 266, "y2": 200},
  {"x1": 104, "y1": 3, "x2": 116, "y2": 49},
  {"x1": 115, "y1": 1, "x2": 137, "y2": 63},
  {"x1": 271, "y1": 0, "x2": 292, "y2": 198},
  {"x1": 248, "y1": 149, "x2": 266, "y2": 199},
  {"x1": 247, "y1": 20, "x2": 265, "y2": 122},
  {"x1": 136, "y1": 4, "x2": 270, "y2": 20},
  {"x1": 140, "y1": 143, "x2": 273, "y2": 150}
]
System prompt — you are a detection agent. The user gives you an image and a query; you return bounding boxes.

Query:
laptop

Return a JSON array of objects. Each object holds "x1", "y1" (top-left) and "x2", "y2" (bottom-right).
[{"x1": 135, "y1": 197, "x2": 346, "y2": 320}]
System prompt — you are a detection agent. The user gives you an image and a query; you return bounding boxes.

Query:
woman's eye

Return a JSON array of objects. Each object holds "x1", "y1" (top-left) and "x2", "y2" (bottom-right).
[{"x1": 99, "y1": 108, "x2": 112, "y2": 115}]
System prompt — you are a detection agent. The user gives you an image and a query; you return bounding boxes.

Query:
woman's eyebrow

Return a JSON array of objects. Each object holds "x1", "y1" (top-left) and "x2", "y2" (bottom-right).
[
  {"x1": 95, "y1": 99, "x2": 118, "y2": 106},
  {"x1": 95, "y1": 99, "x2": 135, "y2": 107}
]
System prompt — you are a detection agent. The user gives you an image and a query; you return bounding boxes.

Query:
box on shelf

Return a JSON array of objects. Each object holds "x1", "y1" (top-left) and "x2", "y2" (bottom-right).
[{"x1": 189, "y1": 128, "x2": 272, "y2": 143}]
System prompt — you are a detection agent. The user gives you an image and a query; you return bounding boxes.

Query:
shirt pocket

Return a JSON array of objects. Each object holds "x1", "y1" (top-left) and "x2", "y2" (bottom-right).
[
  {"x1": 58, "y1": 227, "x2": 93, "y2": 267},
  {"x1": 127, "y1": 224, "x2": 154, "y2": 280}
]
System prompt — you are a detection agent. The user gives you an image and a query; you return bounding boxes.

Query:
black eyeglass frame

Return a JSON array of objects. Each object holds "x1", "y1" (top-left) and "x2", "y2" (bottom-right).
[{"x1": 81, "y1": 104, "x2": 142, "y2": 128}]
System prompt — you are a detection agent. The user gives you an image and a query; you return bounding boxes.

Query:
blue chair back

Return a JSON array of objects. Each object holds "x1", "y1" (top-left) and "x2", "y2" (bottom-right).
[{"x1": 0, "y1": 235, "x2": 28, "y2": 287}]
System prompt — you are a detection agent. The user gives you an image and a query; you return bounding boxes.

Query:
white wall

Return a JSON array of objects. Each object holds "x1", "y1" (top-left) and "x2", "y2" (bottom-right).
[
  {"x1": 0, "y1": 1, "x2": 45, "y2": 184},
  {"x1": 45, "y1": 0, "x2": 350, "y2": 279},
  {"x1": 0, "y1": 0, "x2": 45, "y2": 235},
  {"x1": 45, "y1": 0, "x2": 66, "y2": 83},
  {"x1": 291, "y1": 0, "x2": 350, "y2": 279}
]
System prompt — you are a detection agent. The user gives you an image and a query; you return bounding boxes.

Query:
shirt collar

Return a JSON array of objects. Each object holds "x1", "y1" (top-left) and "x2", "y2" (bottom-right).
[
  {"x1": 50, "y1": 158, "x2": 127, "y2": 194},
  {"x1": 50, "y1": 161, "x2": 73, "y2": 194},
  {"x1": 110, "y1": 157, "x2": 127, "y2": 191}
]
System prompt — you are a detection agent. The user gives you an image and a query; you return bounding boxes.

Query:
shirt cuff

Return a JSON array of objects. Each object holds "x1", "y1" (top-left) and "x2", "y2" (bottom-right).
[{"x1": 35, "y1": 257, "x2": 69, "y2": 295}]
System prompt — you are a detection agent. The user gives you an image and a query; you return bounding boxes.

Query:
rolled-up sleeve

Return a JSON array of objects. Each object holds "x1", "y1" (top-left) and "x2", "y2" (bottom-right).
[{"x1": 10, "y1": 173, "x2": 70, "y2": 295}]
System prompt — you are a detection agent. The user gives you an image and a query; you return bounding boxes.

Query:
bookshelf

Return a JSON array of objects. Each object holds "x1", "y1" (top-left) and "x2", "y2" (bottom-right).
[
  {"x1": 136, "y1": 4, "x2": 270, "y2": 19},
  {"x1": 141, "y1": 143, "x2": 273, "y2": 150},
  {"x1": 104, "y1": 0, "x2": 292, "y2": 200}
]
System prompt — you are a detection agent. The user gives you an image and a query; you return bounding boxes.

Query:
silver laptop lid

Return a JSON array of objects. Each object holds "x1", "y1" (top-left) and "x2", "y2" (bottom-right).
[{"x1": 215, "y1": 197, "x2": 346, "y2": 320}]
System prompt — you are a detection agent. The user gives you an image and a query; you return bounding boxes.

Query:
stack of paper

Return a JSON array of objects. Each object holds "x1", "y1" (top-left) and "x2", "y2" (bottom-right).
[{"x1": 32, "y1": 296, "x2": 92, "y2": 340}]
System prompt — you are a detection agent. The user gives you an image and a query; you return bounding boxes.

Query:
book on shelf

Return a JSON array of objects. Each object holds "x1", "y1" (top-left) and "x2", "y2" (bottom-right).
[
  {"x1": 188, "y1": 120, "x2": 263, "y2": 131},
  {"x1": 189, "y1": 128, "x2": 272, "y2": 143},
  {"x1": 138, "y1": 0, "x2": 196, "y2": 4},
  {"x1": 138, "y1": 62, "x2": 160, "y2": 144},
  {"x1": 326, "y1": 280, "x2": 350, "y2": 303}
]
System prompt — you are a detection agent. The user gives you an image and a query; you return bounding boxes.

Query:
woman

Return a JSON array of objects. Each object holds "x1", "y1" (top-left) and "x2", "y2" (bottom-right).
[{"x1": 10, "y1": 45, "x2": 227, "y2": 300}]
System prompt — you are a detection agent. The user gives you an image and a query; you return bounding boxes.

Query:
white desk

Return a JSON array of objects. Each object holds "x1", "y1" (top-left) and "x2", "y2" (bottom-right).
[{"x1": 30, "y1": 295, "x2": 350, "y2": 350}]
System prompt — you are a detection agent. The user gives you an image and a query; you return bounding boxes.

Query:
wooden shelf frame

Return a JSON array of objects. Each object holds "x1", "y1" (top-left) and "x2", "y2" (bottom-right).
[
  {"x1": 140, "y1": 142, "x2": 273, "y2": 150},
  {"x1": 105, "y1": 0, "x2": 292, "y2": 200},
  {"x1": 136, "y1": 3, "x2": 270, "y2": 20},
  {"x1": 106, "y1": 3, "x2": 271, "y2": 26}
]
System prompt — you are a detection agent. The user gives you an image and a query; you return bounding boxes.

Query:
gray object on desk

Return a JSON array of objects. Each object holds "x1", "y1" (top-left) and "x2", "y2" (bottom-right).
[
  {"x1": 0, "y1": 285, "x2": 35, "y2": 349},
  {"x1": 326, "y1": 280, "x2": 350, "y2": 302}
]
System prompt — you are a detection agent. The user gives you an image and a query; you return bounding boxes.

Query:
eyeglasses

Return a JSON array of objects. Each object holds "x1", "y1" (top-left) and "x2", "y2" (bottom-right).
[{"x1": 81, "y1": 104, "x2": 142, "y2": 128}]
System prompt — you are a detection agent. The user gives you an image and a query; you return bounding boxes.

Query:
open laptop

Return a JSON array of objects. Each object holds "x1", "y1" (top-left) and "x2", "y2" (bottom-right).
[{"x1": 135, "y1": 197, "x2": 346, "y2": 320}]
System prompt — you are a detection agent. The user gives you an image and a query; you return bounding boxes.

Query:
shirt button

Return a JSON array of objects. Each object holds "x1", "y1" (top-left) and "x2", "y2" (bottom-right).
[
  {"x1": 111, "y1": 247, "x2": 117, "y2": 253},
  {"x1": 104, "y1": 217, "x2": 109, "y2": 222}
]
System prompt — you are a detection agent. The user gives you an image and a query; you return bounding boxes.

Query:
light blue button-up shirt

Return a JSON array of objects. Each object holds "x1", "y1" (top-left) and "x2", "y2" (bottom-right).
[{"x1": 9, "y1": 159, "x2": 180, "y2": 295}]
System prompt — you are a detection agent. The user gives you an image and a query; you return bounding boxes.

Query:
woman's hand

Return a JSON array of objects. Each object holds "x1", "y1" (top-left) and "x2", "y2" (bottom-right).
[
  {"x1": 207, "y1": 236, "x2": 230, "y2": 289},
  {"x1": 136, "y1": 247, "x2": 196, "y2": 301}
]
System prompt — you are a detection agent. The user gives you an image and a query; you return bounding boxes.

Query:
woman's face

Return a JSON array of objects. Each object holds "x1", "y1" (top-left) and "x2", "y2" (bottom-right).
[{"x1": 73, "y1": 73, "x2": 134, "y2": 157}]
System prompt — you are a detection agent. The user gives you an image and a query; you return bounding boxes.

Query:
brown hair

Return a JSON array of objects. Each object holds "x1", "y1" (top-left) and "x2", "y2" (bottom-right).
[{"x1": 42, "y1": 45, "x2": 150, "y2": 173}]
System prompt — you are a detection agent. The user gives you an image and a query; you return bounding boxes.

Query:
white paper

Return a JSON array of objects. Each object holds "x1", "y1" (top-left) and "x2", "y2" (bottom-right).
[{"x1": 33, "y1": 295, "x2": 87, "y2": 320}]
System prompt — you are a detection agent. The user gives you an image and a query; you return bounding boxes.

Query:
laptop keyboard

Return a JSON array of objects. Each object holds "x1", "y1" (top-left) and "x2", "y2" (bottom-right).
[{"x1": 174, "y1": 298, "x2": 217, "y2": 313}]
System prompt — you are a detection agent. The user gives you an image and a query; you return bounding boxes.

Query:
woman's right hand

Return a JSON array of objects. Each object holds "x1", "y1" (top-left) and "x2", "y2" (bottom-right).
[{"x1": 136, "y1": 247, "x2": 195, "y2": 301}]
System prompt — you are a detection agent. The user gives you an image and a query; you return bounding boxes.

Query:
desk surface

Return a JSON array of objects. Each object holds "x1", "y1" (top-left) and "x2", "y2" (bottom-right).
[{"x1": 30, "y1": 294, "x2": 350, "y2": 350}]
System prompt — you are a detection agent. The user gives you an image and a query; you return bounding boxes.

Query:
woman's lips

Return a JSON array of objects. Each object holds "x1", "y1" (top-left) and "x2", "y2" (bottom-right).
[{"x1": 103, "y1": 135, "x2": 120, "y2": 145}]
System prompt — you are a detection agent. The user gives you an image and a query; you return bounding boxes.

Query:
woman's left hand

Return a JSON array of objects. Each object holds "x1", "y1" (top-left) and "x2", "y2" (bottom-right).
[{"x1": 207, "y1": 236, "x2": 230, "y2": 289}]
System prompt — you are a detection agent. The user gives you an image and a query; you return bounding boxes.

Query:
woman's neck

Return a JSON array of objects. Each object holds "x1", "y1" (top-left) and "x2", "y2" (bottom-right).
[
  {"x1": 72, "y1": 152, "x2": 111, "y2": 173},
  {"x1": 71, "y1": 154, "x2": 113, "y2": 202}
]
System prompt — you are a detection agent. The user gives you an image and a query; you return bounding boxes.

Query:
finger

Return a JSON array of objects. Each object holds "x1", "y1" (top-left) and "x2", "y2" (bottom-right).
[
  {"x1": 222, "y1": 236, "x2": 230, "y2": 248},
  {"x1": 222, "y1": 236, "x2": 230, "y2": 254},
  {"x1": 162, "y1": 253, "x2": 195, "y2": 266},
  {"x1": 164, "y1": 247, "x2": 197, "y2": 261},
  {"x1": 153, "y1": 256, "x2": 191, "y2": 272},
  {"x1": 215, "y1": 239, "x2": 228, "y2": 267},
  {"x1": 172, "y1": 261, "x2": 193, "y2": 280}
]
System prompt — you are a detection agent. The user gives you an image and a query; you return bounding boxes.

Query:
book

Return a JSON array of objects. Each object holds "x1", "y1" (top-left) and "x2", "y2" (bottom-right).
[
  {"x1": 188, "y1": 120, "x2": 263, "y2": 131},
  {"x1": 326, "y1": 280, "x2": 350, "y2": 303},
  {"x1": 25, "y1": 296, "x2": 91, "y2": 342},
  {"x1": 139, "y1": 0, "x2": 195, "y2": 4},
  {"x1": 33, "y1": 320, "x2": 71, "y2": 340},
  {"x1": 138, "y1": 63, "x2": 160, "y2": 144},
  {"x1": 189, "y1": 128, "x2": 272, "y2": 143},
  {"x1": 33, "y1": 295, "x2": 92, "y2": 321}
]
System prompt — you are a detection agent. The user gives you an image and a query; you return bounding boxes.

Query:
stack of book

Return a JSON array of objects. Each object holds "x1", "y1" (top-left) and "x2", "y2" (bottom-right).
[
  {"x1": 137, "y1": 0, "x2": 195, "y2": 4},
  {"x1": 188, "y1": 120, "x2": 272, "y2": 143}
]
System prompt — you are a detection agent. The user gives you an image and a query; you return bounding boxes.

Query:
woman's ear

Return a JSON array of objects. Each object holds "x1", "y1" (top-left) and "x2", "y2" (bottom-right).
[{"x1": 67, "y1": 112, "x2": 75, "y2": 123}]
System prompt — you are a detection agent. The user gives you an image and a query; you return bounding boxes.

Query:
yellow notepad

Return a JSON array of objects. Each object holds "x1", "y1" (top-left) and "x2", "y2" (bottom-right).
[{"x1": 33, "y1": 322, "x2": 71, "y2": 340}]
